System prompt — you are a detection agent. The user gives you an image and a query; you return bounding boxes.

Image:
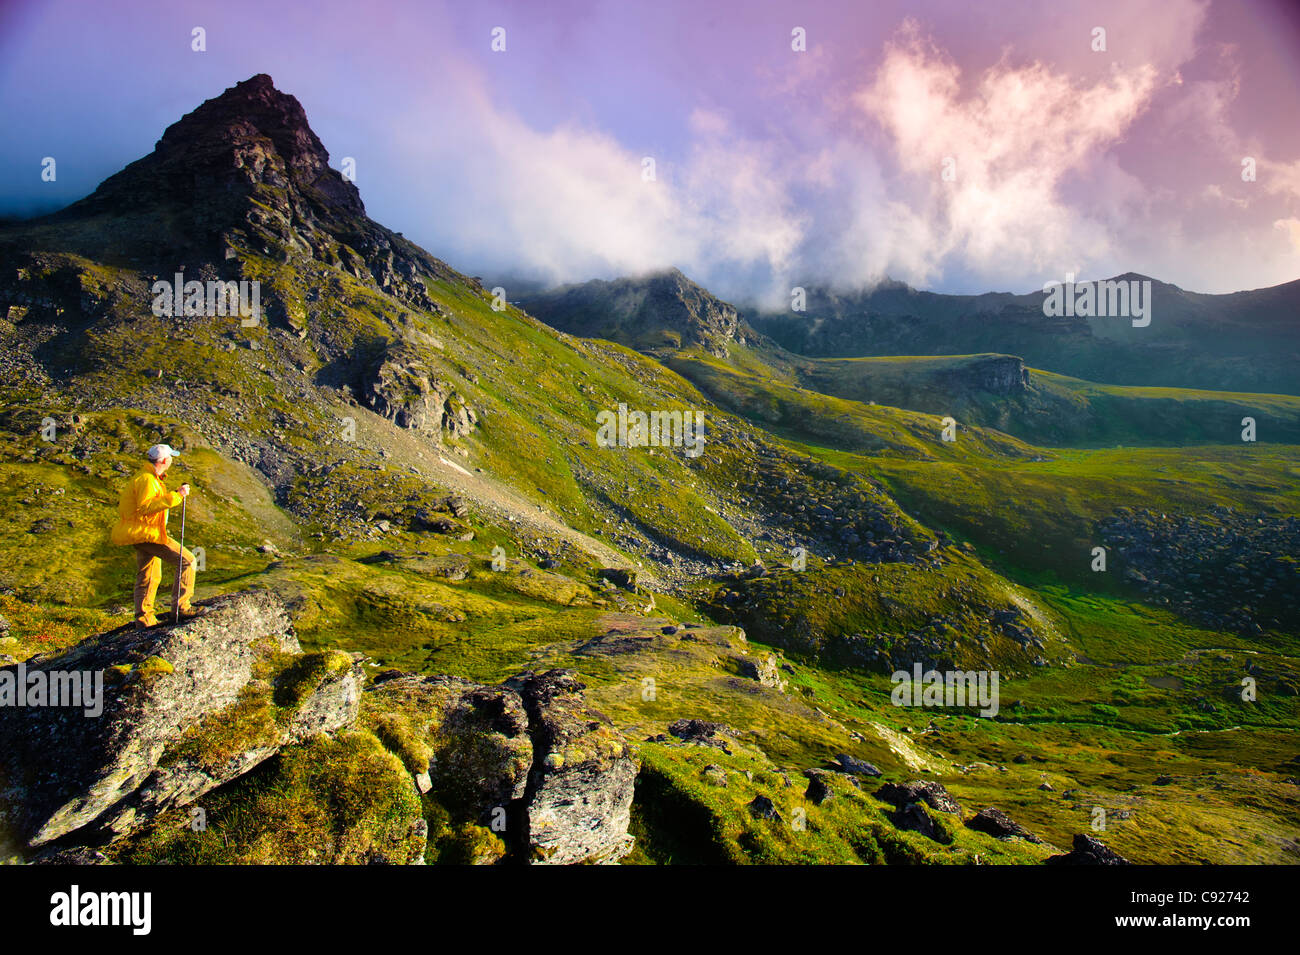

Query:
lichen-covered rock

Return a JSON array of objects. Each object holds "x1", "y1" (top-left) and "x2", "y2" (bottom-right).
[
  {"x1": 0, "y1": 590, "x2": 359, "y2": 851},
  {"x1": 94, "y1": 647, "x2": 362, "y2": 841},
  {"x1": 104, "y1": 730, "x2": 427, "y2": 865},
  {"x1": 363, "y1": 673, "x2": 532, "y2": 825},
  {"x1": 874, "y1": 779, "x2": 962, "y2": 814},
  {"x1": 363, "y1": 667, "x2": 638, "y2": 865},
  {"x1": 739, "y1": 653, "x2": 786, "y2": 691},
  {"x1": 504, "y1": 669, "x2": 639, "y2": 865}
]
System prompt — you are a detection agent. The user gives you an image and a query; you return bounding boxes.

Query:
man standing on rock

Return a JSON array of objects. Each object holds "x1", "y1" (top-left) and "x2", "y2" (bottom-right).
[{"x1": 110, "y1": 444, "x2": 201, "y2": 629}]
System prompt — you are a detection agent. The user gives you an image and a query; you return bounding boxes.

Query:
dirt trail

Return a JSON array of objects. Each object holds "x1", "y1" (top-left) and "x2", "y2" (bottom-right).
[{"x1": 352, "y1": 406, "x2": 661, "y2": 588}]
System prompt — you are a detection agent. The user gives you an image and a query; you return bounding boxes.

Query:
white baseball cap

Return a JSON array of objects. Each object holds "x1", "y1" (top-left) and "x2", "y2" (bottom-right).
[{"x1": 146, "y1": 443, "x2": 181, "y2": 461}]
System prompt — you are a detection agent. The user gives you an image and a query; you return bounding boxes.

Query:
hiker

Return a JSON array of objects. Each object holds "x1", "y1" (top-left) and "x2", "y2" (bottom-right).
[{"x1": 110, "y1": 443, "x2": 200, "y2": 628}]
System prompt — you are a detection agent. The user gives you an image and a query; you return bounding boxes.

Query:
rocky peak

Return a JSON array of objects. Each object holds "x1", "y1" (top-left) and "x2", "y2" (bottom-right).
[
  {"x1": 149, "y1": 73, "x2": 364, "y2": 217},
  {"x1": 47, "y1": 74, "x2": 366, "y2": 263},
  {"x1": 643, "y1": 267, "x2": 742, "y2": 350},
  {"x1": 517, "y1": 266, "x2": 752, "y2": 358}
]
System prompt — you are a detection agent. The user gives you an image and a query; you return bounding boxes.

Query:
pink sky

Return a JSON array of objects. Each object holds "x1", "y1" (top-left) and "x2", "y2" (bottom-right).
[{"x1": 1, "y1": 0, "x2": 1298, "y2": 301}]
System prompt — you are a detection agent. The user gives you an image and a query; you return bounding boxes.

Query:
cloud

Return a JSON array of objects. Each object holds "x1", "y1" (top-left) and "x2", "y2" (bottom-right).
[
  {"x1": 1274, "y1": 218, "x2": 1300, "y2": 256},
  {"x1": 385, "y1": 64, "x2": 806, "y2": 303},
  {"x1": 851, "y1": 21, "x2": 1159, "y2": 283},
  {"x1": 371, "y1": 11, "x2": 1294, "y2": 302}
]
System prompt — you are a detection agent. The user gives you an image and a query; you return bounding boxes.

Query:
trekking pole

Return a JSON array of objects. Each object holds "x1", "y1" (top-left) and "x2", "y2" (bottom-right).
[{"x1": 174, "y1": 494, "x2": 187, "y2": 625}]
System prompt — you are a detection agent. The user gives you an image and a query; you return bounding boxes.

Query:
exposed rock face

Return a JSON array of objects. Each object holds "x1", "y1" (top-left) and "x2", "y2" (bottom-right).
[
  {"x1": 504, "y1": 670, "x2": 639, "y2": 865},
  {"x1": 49, "y1": 75, "x2": 355, "y2": 265},
  {"x1": 1045, "y1": 833, "x2": 1131, "y2": 865},
  {"x1": 0, "y1": 591, "x2": 360, "y2": 851},
  {"x1": 639, "y1": 268, "x2": 744, "y2": 356},
  {"x1": 366, "y1": 343, "x2": 477, "y2": 440},
  {"x1": 517, "y1": 267, "x2": 756, "y2": 358},
  {"x1": 3, "y1": 590, "x2": 639, "y2": 865},
  {"x1": 96, "y1": 651, "x2": 362, "y2": 843},
  {"x1": 941, "y1": 354, "x2": 1029, "y2": 396},
  {"x1": 364, "y1": 667, "x2": 639, "y2": 865},
  {"x1": 739, "y1": 653, "x2": 787, "y2": 691},
  {"x1": 25, "y1": 74, "x2": 457, "y2": 312}
]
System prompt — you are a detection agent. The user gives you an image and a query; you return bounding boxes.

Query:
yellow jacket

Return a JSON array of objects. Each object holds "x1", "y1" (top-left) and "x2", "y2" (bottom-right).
[{"x1": 110, "y1": 467, "x2": 181, "y2": 545}]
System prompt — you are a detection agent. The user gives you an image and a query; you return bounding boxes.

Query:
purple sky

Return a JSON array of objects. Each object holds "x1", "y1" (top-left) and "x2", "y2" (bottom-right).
[{"x1": 2, "y1": 0, "x2": 1299, "y2": 303}]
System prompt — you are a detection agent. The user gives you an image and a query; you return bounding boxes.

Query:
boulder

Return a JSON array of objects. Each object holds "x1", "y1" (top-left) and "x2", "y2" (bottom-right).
[
  {"x1": 833, "y1": 753, "x2": 883, "y2": 777},
  {"x1": 738, "y1": 653, "x2": 787, "y2": 691},
  {"x1": 364, "y1": 667, "x2": 638, "y2": 865},
  {"x1": 748, "y1": 795, "x2": 781, "y2": 821},
  {"x1": 892, "y1": 801, "x2": 952, "y2": 844},
  {"x1": 1045, "y1": 833, "x2": 1131, "y2": 865},
  {"x1": 966, "y1": 807, "x2": 1043, "y2": 843},
  {"x1": 505, "y1": 670, "x2": 639, "y2": 865},
  {"x1": 366, "y1": 343, "x2": 477, "y2": 441},
  {"x1": 804, "y1": 769, "x2": 836, "y2": 805},
  {"x1": 874, "y1": 779, "x2": 962, "y2": 814},
  {"x1": 0, "y1": 590, "x2": 361, "y2": 850}
]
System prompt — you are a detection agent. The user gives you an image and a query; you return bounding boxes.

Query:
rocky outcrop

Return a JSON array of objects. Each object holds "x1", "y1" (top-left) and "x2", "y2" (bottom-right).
[
  {"x1": 966, "y1": 807, "x2": 1043, "y2": 843},
  {"x1": 366, "y1": 343, "x2": 477, "y2": 441},
  {"x1": 363, "y1": 667, "x2": 639, "y2": 865},
  {"x1": 3, "y1": 590, "x2": 640, "y2": 866},
  {"x1": 0, "y1": 591, "x2": 360, "y2": 851},
  {"x1": 874, "y1": 779, "x2": 962, "y2": 814},
  {"x1": 941, "y1": 354, "x2": 1029, "y2": 396},
  {"x1": 365, "y1": 672, "x2": 532, "y2": 822},
  {"x1": 39, "y1": 75, "x2": 458, "y2": 308},
  {"x1": 1045, "y1": 833, "x2": 1131, "y2": 865},
  {"x1": 505, "y1": 670, "x2": 639, "y2": 865},
  {"x1": 1098, "y1": 506, "x2": 1300, "y2": 635},
  {"x1": 738, "y1": 653, "x2": 787, "y2": 690},
  {"x1": 516, "y1": 267, "x2": 755, "y2": 358}
]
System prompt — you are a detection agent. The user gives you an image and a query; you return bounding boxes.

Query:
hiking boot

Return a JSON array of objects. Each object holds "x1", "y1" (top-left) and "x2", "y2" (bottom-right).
[
  {"x1": 135, "y1": 617, "x2": 159, "y2": 631},
  {"x1": 176, "y1": 606, "x2": 209, "y2": 621}
]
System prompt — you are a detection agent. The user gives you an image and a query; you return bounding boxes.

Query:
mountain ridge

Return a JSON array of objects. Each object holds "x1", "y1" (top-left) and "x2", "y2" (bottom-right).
[{"x1": 0, "y1": 74, "x2": 1296, "y2": 867}]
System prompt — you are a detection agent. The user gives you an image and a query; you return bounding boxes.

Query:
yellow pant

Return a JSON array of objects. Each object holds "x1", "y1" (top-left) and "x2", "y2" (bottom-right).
[{"x1": 133, "y1": 539, "x2": 195, "y2": 624}]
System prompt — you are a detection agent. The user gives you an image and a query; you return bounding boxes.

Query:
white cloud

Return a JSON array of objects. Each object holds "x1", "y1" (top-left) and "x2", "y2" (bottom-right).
[
  {"x1": 852, "y1": 23, "x2": 1159, "y2": 283},
  {"x1": 372, "y1": 12, "x2": 1294, "y2": 302}
]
